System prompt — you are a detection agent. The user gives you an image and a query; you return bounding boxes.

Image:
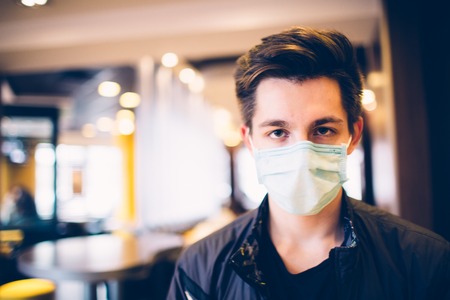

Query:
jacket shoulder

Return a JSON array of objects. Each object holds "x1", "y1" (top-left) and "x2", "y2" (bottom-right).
[
  {"x1": 348, "y1": 199, "x2": 449, "y2": 297},
  {"x1": 349, "y1": 198, "x2": 449, "y2": 258},
  {"x1": 174, "y1": 209, "x2": 258, "y2": 292}
]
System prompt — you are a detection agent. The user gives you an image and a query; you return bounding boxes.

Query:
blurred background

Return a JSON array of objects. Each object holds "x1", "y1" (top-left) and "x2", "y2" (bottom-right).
[{"x1": 0, "y1": 0, "x2": 448, "y2": 297}]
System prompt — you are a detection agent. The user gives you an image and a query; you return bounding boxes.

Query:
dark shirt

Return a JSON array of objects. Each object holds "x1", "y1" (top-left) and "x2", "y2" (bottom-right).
[{"x1": 259, "y1": 224, "x2": 337, "y2": 299}]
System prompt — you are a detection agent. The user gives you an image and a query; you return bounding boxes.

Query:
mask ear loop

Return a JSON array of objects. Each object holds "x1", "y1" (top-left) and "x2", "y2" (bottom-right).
[
  {"x1": 344, "y1": 135, "x2": 354, "y2": 155},
  {"x1": 346, "y1": 136, "x2": 353, "y2": 148}
]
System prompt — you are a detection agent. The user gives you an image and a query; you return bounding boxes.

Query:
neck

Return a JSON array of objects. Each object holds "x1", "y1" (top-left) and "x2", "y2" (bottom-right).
[
  {"x1": 268, "y1": 189, "x2": 344, "y2": 245},
  {"x1": 267, "y1": 189, "x2": 345, "y2": 274}
]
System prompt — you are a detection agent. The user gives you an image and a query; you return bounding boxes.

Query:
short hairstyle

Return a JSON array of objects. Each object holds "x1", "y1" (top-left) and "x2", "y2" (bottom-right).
[{"x1": 234, "y1": 26, "x2": 363, "y2": 133}]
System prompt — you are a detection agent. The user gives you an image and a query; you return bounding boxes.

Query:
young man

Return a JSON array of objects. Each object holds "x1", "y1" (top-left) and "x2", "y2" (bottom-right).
[{"x1": 167, "y1": 27, "x2": 449, "y2": 299}]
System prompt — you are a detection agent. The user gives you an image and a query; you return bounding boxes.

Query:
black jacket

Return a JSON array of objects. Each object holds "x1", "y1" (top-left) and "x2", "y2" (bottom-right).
[{"x1": 168, "y1": 194, "x2": 450, "y2": 299}]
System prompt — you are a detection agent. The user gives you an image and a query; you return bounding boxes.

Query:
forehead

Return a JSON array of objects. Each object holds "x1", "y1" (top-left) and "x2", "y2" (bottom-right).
[{"x1": 253, "y1": 77, "x2": 346, "y2": 125}]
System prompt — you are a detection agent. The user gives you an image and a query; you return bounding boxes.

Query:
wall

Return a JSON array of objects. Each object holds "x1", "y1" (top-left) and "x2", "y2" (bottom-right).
[{"x1": 383, "y1": 0, "x2": 450, "y2": 240}]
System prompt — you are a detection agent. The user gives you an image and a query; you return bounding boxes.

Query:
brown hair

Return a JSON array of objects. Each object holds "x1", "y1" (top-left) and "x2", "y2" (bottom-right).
[{"x1": 234, "y1": 26, "x2": 363, "y2": 133}]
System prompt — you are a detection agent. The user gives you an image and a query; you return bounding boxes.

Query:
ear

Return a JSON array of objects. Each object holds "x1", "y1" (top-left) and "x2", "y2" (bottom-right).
[
  {"x1": 347, "y1": 116, "x2": 364, "y2": 155},
  {"x1": 240, "y1": 125, "x2": 254, "y2": 155}
]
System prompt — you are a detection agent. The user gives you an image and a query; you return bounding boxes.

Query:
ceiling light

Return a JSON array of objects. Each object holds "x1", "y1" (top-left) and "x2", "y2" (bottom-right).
[
  {"x1": 117, "y1": 119, "x2": 135, "y2": 135},
  {"x1": 223, "y1": 131, "x2": 242, "y2": 148},
  {"x1": 116, "y1": 109, "x2": 135, "y2": 121},
  {"x1": 362, "y1": 89, "x2": 377, "y2": 111},
  {"x1": 10, "y1": 149, "x2": 27, "y2": 164},
  {"x1": 115, "y1": 110, "x2": 135, "y2": 135},
  {"x1": 161, "y1": 53, "x2": 178, "y2": 68},
  {"x1": 189, "y1": 75, "x2": 205, "y2": 93},
  {"x1": 119, "y1": 92, "x2": 141, "y2": 108},
  {"x1": 96, "y1": 117, "x2": 114, "y2": 132},
  {"x1": 179, "y1": 68, "x2": 196, "y2": 84},
  {"x1": 98, "y1": 81, "x2": 121, "y2": 97},
  {"x1": 213, "y1": 107, "x2": 241, "y2": 147},
  {"x1": 19, "y1": 0, "x2": 48, "y2": 7}
]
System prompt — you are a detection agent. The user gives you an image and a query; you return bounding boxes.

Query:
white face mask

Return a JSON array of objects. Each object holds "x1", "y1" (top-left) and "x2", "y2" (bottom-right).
[{"x1": 253, "y1": 140, "x2": 348, "y2": 215}]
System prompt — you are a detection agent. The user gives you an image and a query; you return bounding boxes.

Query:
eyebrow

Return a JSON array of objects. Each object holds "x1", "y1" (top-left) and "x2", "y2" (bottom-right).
[
  {"x1": 312, "y1": 116, "x2": 344, "y2": 127},
  {"x1": 257, "y1": 116, "x2": 344, "y2": 129},
  {"x1": 257, "y1": 119, "x2": 290, "y2": 129}
]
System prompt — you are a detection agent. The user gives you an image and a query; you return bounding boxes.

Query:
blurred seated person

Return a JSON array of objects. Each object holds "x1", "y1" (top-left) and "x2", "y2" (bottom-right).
[{"x1": 1, "y1": 185, "x2": 40, "y2": 227}]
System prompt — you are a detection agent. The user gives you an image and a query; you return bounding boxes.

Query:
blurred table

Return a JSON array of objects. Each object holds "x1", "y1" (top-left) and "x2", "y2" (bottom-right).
[{"x1": 17, "y1": 231, "x2": 184, "y2": 300}]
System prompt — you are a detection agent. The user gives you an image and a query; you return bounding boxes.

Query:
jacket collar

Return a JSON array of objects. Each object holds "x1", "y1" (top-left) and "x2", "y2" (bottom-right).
[{"x1": 228, "y1": 195, "x2": 269, "y2": 289}]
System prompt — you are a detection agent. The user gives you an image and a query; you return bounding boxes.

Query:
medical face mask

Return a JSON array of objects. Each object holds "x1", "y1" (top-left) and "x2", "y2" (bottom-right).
[{"x1": 253, "y1": 140, "x2": 348, "y2": 215}]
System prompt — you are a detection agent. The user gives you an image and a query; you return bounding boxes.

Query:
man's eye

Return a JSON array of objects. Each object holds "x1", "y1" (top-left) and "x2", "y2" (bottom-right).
[
  {"x1": 269, "y1": 129, "x2": 287, "y2": 139},
  {"x1": 315, "y1": 127, "x2": 333, "y2": 136}
]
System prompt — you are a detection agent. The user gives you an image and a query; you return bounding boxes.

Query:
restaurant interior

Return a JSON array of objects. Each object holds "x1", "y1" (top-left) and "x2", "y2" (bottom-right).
[{"x1": 0, "y1": 0, "x2": 448, "y2": 299}]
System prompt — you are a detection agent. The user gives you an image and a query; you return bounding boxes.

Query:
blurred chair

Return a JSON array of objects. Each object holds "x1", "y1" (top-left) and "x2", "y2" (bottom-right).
[
  {"x1": 0, "y1": 278, "x2": 55, "y2": 300},
  {"x1": 0, "y1": 224, "x2": 57, "y2": 286},
  {"x1": 145, "y1": 246, "x2": 183, "y2": 300},
  {"x1": 121, "y1": 246, "x2": 183, "y2": 300},
  {"x1": 0, "y1": 230, "x2": 23, "y2": 258},
  {"x1": 0, "y1": 229, "x2": 25, "y2": 287}
]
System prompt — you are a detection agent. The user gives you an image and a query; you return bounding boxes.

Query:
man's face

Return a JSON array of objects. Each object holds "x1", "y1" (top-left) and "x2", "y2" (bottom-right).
[{"x1": 241, "y1": 77, "x2": 362, "y2": 154}]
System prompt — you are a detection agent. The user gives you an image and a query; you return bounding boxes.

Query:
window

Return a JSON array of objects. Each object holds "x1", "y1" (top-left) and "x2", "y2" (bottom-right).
[{"x1": 55, "y1": 144, "x2": 123, "y2": 221}]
